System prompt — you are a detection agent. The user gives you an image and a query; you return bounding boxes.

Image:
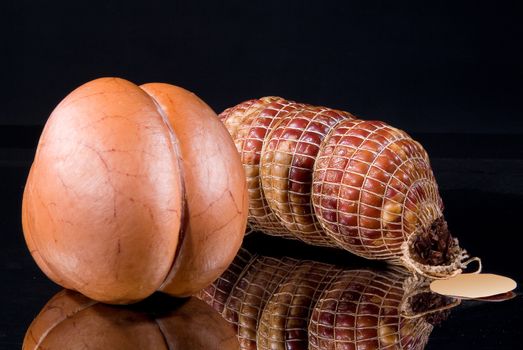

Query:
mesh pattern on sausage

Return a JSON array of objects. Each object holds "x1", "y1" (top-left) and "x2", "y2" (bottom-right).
[
  {"x1": 309, "y1": 269, "x2": 432, "y2": 350},
  {"x1": 197, "y1": 248, "x2": 255, "y2": 315},
  {"x1": 199, "y1": 252, "x2": 438, "y2": 350},
  {"x1": 220, "y1": 97, "x2": 304, "y2": 237},
  {"x1": 219, "y1": 97, "x2": 472, "y2": 277},
  {"x1": 208, "y1": 255, "x2": 301, "y2": 350},
  {"x1": 261, "y1": 107, "x2": 354, "y2": 246},
  {"x1": 218, "y1": 99, "x2": 259, "y2": 123},
  {"x1": 312, "y1": 119, "x2": 442, "y2": 262},
  {"x1": 257, "y1": 260, "x2": 343, "y2": 350}
]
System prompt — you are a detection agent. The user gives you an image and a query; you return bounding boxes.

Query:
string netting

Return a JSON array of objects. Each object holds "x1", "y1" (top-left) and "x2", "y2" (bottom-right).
[
  {"x1": 216, "y1": 255, "x2": 301, "y2": 350},
  {"x1": 220, "y1": 97, "x2": 305, "y2": 237},
  {"x1": 311, "y1": 119, "x2": 459, "y2": 266},
  {"x1": 308, "y1": 268, "x2": 433, "y2": 350},
  {"x1": 260, "y1": 106, "x2": 353, "y2": 246},
  {"x1": 256, "y1": 260, "x2": 343, "y2": 349},
  {"x1": 219, "y1": 97, "x2": 475, "y2": 278},
  {"x1": 197, "y1": 248, "x2": 255, "y2": 315},
  {"x1": 198, "y1": 251, "x2": 442, "y2": 350}
]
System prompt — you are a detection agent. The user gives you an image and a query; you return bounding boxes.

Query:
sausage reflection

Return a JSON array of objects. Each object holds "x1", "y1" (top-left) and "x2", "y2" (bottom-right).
[
  {"x1": 198, "y1": 249, "x2": 457, "y2": 350},
  {"x1": 23, "y1": 290, "x2": 239, "y2": 350}
]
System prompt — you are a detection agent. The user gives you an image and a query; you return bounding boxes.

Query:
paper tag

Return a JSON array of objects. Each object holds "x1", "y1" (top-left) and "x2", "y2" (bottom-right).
[{"x1": 430, "y1": 273, "x2": 517, "y2": 299}]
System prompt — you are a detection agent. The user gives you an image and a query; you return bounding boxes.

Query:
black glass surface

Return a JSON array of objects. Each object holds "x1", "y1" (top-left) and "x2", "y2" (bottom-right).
[{"x1": 1, "y1": 146, "x2": 522, "y2": 349}]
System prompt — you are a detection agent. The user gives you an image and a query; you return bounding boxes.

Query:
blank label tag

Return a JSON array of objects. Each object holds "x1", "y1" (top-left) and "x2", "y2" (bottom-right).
[{"x1": 430, "y1": 273, "x2": 517, "y2": 299}]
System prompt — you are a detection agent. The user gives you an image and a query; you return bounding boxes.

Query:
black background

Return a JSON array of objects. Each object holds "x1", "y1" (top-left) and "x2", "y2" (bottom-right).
[
  {"x1": 1, "y1": 0, "x2": 522, "y2": 349},
  {"x1": 2, "y1": 0, "x2": 522, "y2": 133}
]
